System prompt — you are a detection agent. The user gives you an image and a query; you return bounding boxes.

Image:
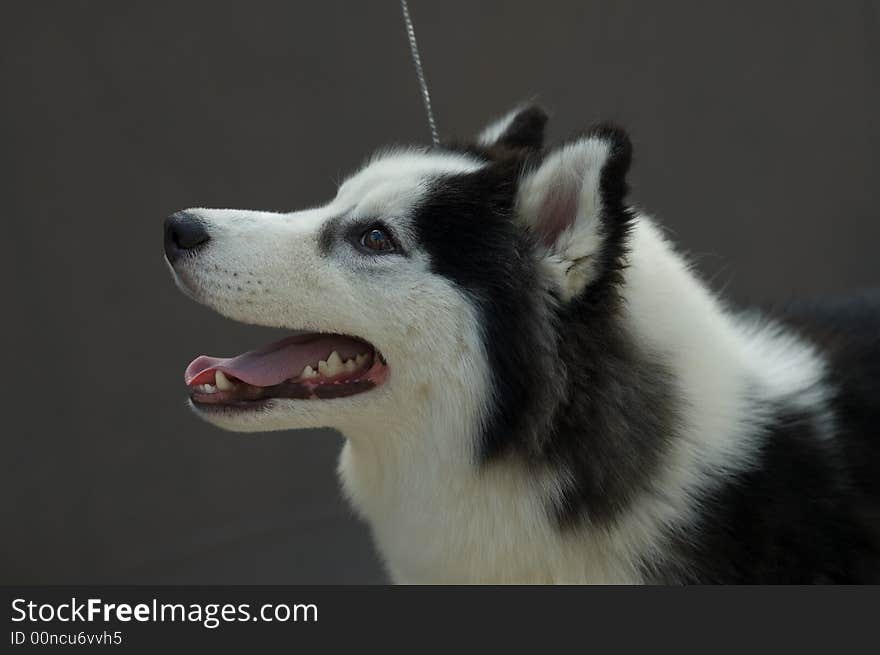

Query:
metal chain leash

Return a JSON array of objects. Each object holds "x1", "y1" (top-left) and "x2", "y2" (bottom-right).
[{"x1": 400, "y1": 0, "x2": 440, "y2": 145}]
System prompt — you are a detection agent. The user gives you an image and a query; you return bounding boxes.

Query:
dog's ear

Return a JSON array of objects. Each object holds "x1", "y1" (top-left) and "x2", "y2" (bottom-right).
[
  {"x1": 477, "y1": 105, "x2": 548, "y2": 151},
  {"x1": 517, "y1": 124, "x2": 633, "y2": 301}
]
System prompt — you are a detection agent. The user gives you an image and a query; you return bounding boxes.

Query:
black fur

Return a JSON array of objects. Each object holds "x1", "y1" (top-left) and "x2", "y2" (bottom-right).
[
  {"x1": 414, "y1": 125, "x2": 678, "y2": 528},
  {"x1": 489, "y1": 105, "x2": 548, "y2": 151},
  {"x1": 416, "y1": 117, "x2": 879, "y2": 581},
  {"x1": 638, "y1": 293, "x2": 880, "y2": 582},
  {"x1": 656, "y1": 399, "x2": 879, "y2": 583},
  {"x1": 652, "y1": 291, "x2": 880, "y2": 583},
  {"x1": 546, "y1": 300, "x2": 678, "y2": 527},
  {"x1": 534, "y1": 125, "x2": 679, "y2": 527},
  {"x1": 782, "y1": 290, "x2": 880, "y2": 504},
  {"x1": 412, "y1": 155, "x2": 561, "y2": 461}
]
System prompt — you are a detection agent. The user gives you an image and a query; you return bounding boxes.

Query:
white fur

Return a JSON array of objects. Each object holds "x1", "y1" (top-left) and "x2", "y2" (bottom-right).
[
  {"x1": 171, "y1": 146, "x2": 830, "y2": 583},
  {"x1": 342, "y1": 214, "x2": 828, "y2": 584},
  {"x1": 169, "y1": 150, "x2": 484, "y2": 437},
  {"x1": 608, "y1": 218, "x2": 830, "y2": 578}
]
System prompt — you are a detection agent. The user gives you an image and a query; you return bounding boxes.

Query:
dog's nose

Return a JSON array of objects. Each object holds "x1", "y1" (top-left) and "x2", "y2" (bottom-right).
[{"x1": 164, "y1": 211, "x2": 210, "y2": 263}]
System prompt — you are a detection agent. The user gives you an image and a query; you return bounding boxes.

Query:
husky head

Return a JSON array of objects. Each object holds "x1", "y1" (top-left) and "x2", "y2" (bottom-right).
[{"x1": 165, "y1": 105, "x2": 634, "y2": 465}]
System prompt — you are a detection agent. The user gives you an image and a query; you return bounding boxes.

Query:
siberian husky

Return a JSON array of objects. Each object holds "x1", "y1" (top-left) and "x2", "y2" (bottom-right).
[{"x1": 164, "y1": 106, "x2": 879, "y2": 583}]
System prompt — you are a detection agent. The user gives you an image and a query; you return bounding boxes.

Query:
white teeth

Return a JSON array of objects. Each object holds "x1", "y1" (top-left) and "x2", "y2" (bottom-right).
[
  {"x1": 306, "y1": 351, "x2": 370, "y2": 381},
  {"x1": 214, "y1": 370, "x2": 234, "y2": 391},
  {"x1": 196, "y1": 383, "x2": 217, "y2": 394},
  {"x1": 325, "y1": 351, "x2": 344, "y2": 376}
]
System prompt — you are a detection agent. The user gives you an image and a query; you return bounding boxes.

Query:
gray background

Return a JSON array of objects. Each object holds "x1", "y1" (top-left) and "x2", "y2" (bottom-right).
[{"x1": 1, "y1": 1, "x2": 877, "y2": 584}]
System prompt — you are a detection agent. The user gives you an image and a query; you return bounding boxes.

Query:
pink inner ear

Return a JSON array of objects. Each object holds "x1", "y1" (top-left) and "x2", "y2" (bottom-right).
[{"x1": 535, "y1": 185, "x2": 579, "y2": 248}]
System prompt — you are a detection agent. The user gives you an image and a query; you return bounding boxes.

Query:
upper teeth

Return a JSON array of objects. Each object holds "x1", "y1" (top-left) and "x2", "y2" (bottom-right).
[
  {"x1": 327, "y1": 351, "x2": 344, "y2": 374},
  {"x1": 193, "y1": 371, "x2": 234, "y2": 394},
  {"x1": 317, "y1": 351, "x2": 342, "y2": 377},
  {"x1": 302, "y1": 351, "x2": 369, "y2": 380},
  {"x1": 193, "y1": 351, "x2": 375, "y2": 393},
  {"x1": 215, "y1": 370, "x2": 234, "y2": 391}
]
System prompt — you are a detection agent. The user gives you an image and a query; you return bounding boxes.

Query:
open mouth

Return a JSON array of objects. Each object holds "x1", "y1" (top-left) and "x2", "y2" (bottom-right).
[{"x1": 185, "y1": 333, "x2": 389, "y2": 408}]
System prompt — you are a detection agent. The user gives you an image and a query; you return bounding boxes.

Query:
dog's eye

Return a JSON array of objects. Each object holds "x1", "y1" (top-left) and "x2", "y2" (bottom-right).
[{"x1": 360, "y1": 227, "x2": 396, "y2": 253}]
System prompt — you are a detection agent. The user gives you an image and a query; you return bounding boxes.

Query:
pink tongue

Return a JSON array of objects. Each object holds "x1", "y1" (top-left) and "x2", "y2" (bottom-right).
[{"x1": 184, "y1": 334, "x2": 369, "y2": 387}]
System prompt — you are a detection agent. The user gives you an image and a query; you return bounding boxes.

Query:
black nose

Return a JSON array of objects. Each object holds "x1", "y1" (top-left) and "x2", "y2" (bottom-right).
[{"x1": 164, "y1": 211, "x2": 210, "y2": 263}]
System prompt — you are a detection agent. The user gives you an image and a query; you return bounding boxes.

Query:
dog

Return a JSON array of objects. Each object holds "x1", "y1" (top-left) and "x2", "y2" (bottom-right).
[{"x1": 164, "y1": 105, "x2": 880, "y2": 583}]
